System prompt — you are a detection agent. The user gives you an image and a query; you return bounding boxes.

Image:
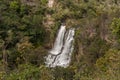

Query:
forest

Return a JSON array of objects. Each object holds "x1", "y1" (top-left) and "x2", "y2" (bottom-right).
[{"x1": 0, "y1": 0, "x2": 120, "y2": 80}]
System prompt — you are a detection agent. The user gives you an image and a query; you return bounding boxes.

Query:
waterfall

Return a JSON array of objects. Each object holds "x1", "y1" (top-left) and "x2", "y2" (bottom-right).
[
  {"x1": 45, "y1": 25, "x2": 75, "y2": 68},
  {"x1": 50, "y1": 25, "x2": 66, "y2": 55}
]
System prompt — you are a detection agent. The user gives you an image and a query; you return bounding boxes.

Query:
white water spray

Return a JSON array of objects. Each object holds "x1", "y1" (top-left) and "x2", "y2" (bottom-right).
[
  {"x1": 50, "y1": 25, "x2": 66, "y2": 55},
  {"x1": 45, "y1": 25, "x2": 75, "y2": 67}
]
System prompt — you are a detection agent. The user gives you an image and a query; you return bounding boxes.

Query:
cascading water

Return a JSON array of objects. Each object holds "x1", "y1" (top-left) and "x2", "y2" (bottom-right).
[
  {"x1": 45, "y1": 25, "x2": 75, "y2": 68},
  {"x1": 50, "y1": 25, "x2": 66, "y2": 55}
]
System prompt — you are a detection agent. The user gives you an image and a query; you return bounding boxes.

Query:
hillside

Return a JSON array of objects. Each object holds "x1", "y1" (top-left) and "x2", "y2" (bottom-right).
[{"x1": 0, "y1": 0, "x2": 120, "y2": 80}]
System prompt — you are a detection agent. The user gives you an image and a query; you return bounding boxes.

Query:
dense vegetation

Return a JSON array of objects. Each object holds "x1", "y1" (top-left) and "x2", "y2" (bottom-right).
[{"x1": 0, "y1": 0, "x2": 120, "y2": 80}]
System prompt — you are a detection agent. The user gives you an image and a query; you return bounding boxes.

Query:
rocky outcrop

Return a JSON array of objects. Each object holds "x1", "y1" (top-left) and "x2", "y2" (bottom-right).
[
  {"x1": 44, "y1": 0, "x2": 55, "y2": 30},
  {"x1": 48, "y1": 0, "x2": 54, "y2": 8}
]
